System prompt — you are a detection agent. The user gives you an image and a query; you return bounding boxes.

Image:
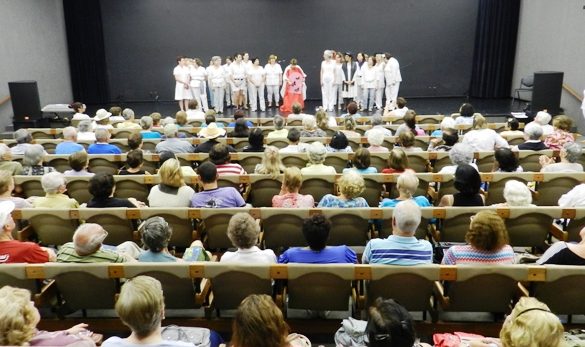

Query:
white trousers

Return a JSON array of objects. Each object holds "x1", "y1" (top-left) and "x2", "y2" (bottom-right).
[
  {"x1": 375, "y1": 87, "x2": 384, "y2": 109},
  {"x1": 248, "y1": 83, "x2": 266, "y2": 111},
  {"x1": 321, "y1": 82, "x2": 336, "y2": 111},
  {"x1": 334, "y1": 84, "x2": 343, "y2": 107},
  {"x1": 224, "y1": 83, "x2": 232, "y2": 106},
  {"x1": 355, "y1": 84, "x2": 363, "y2": 107},
  {"x1": 363, "y1": 88, "x2": 376, "y2": 110},
  {"x1": 211, "y1": 86, "x2": 225, "y2": 113},
  {"x1": 266, "y1": 85, "x2": 280, "y2": 104},
  {"x1": 191, "y1": 86, "x2": 209, "y2": 112},
  {"x1": 385, "y1": 82, "x2": 401, "y2": 109}
]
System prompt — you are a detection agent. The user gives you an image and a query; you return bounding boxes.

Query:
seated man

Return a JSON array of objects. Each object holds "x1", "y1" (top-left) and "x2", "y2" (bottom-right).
[
  {"x1": 155, "y1": 124, "x2": 194, "y2": 154},
  {"x1": 55, "y1": 126, "x2": 85, "y2": 155},
  {"x1": 87, "y1": 128, "x2": 122, "y2": 154},
  {"x1": 116, "y1": 108, "x2": 142, "y2": 129},
  {"x1": 0, "y1": 201, "x2": 56, "y2": 263},
  {"x1": 57, "y1": 223, "x2": 140, "y2": 263},
  {"x1": 190, "y1": 162, "x2": 246, "y2": 208},
  {"x1": 266, "y1": 115, "x2": 288, "y2": 139},
  {"x1": 362, "y1": 200, "x2": 433, "y2": 265},
  {"x1": 279, "y1": 128, "x2": 307, "y2": 153},
  {"x1": 32, "y1": 172, "x2": 79, "y2": 208},
  {"x1": 10, "y1": 129, "x2": 34, "y2": 156},
  {"x1": 517, "y1": 122, "x2": 548, "y2": 150}
]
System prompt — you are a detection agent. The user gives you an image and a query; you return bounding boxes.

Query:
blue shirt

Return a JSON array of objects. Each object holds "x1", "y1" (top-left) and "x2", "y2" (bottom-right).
[
  {"x1": 55, "y1": 141, "x2": 85, "y2": 155},
  {"x1": 379, "y1": 196, "x2": 431, "y2": 208},
  {"x1": 141, "y1": 130, "x2": 162, "y2": 139},
  {"x1": 343, "y1": 167, "x2": 378, "y2": 174},
  {"x1": 317, "y1": 194, "x2": 369, "y2": 208},
  {"x1": 138, "y1": 250, "x2": 178, "y2": 262},
  {"x1": 278, "y1": 246, "x2": 356, "y2": 264},
  {"x1": 87, "y1": 143, "x2": 122, "y2": 154},
  {"x1": 227, "y1": 120, "x2": 254, "y2": 128},
  {"x1": 362, "y1": 235, "x2": 433, "y2": 265}
]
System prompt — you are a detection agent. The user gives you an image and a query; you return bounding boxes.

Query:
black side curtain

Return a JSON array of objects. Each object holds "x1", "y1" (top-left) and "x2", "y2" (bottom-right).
[
  {"x1": 469, "y1": 0, "x2": 521, "y2": 98},
  {"x1": 63, "y1": 0, "x2": 109, "y2": 104}
]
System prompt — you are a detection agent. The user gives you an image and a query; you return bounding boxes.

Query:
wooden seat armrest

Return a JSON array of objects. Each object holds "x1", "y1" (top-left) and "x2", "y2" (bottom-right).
[
  {"x1": 517, "y1": 282, "x2": 529, "y2": 297},
  {"x1": 34, "y1": 279, "x2": 56, "y2": 307},
  {"x1": 196, "y1": 278, "x2": 212, "y2": 306},
  {"x1": 18, "y1": 225, "x2": 34, "y2": 241},
  {"x1": 433, "y1": 281, "x2": 449, "y2": 308},
  {"x1": 549, "y1": 223, "x2": 567, "y2": 241}
]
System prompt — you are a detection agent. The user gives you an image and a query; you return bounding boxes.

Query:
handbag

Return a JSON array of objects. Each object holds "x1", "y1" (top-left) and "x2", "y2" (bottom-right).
[
  {"x1": 334, "y1": 318, "x2": 368, "y2": 347},
  {"x1": 161, "y1": 325, "x2": 211, "y2": 347}
]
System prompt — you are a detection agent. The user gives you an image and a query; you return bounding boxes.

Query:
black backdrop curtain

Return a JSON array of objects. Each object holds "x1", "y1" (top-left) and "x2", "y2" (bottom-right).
[
  {"x1": 469, "y1": 0, "x2": 520, "y2": 98},
  {"x1": 63, "y1": 0, "x2": 109, "y2": 104}
]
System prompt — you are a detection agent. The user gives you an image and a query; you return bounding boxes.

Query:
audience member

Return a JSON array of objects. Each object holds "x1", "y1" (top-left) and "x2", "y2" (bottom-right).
[
  {"x1": 278, "y1": 214, "x2": 357, "y2": 264},
  {"x1": 342, "y1": 101, "x2": 361, "y2": 121},
  {"x1": 210, "y1": 143, "x2": 247, "y2": 175},
  {"x1": 532, "y1": 110, "x2": 554, "y2": 136},
  {"x1": 55, "y1": 126, "x2": 84, "y2": 154},
  {"x1": 10, "y1": 128, "x2": 34, "y2": 155},
  {"x1": 70, "y1": 101, "x2": 90, "y2": 120},
  {"x1": 174, "y1": 110, "x2": 188, "y2": 128},
  {"x1": 438, "y1": 143, "x2": 478, "y2": 174},
  {"x1": 87, "y1": 128, "x2": 122, "y2": 154},
  {"x1": 279, "y1": 128, "x2": 307, "y2": 153},
  {"x1": 301, "y1": 142, "x2": 337, "y2": 175},
  {"x1": 454, "y1": 103, "x2": 475, "y2": 126},
  {"x1": 272, "y1": 167, "x2": 315, "y2": 208},
  {"x1": 64, "y1": 150, "x2": 93, "y2": 176},
  {"x1": 33, "y1": 172, "x2": 79, "y2": 208},
  {"x1": 118, "y1": 149, "x2": 148, "y2": 175},
  {"x1": 493, "y1": 147, "x2": 523, "y2": 172},
  {"x1": 242, "y1": 128, "x2": 265, "y2": 152},
  {"x1": 227, "y1": 109, "x2": 254, "y2": 128},
  {"x1": 194, "y1": 123, "x2": 234, "y2": 153},
  {"x1": 559, "y1": 183, "x2": 585, "y2": 207},
  {"x1": 384, "y1": 96, "x2": 409, "y2": 118},
  {"x1": 439, "y1": 164, "x2": 485, "y2": 207},
  {"x1": 77, "y1": 120, "x2": 96, "y2": 142},
  {"x1": 139, "y1": 116, "x2": 162, "y2": 139},
  {"x1": 109, "y1": 106, "x2": 125, "y2": 124},
  {"x1": 538, "y1": 226, "x2": 585, "y2": 265},
  {"x1": 380, "y1": 171, "x2": 431, "y2": 207},
  {"x1": 394, "y1": 110, "x2": 425, "y2": 136},
  {"x1": 287, "y1": 102, "x2": 309, "y2": 123},
  {"x1": 398, "y1": 131, "x2": 422, "y2": 152},
  {"x1": 93, "y1": 108, "x2": 114, "y2": 130},
  {"x1": 492, "y1": 179, "x2": 534, "y2": 207},
  {"x1": 300, "y1": 115, "x2": 326, "y2": 137},
  {"x1": 344, "y1": 148, "x2": 377, "y2": 174},
  {"x1": 0, "y1": 201, "x2": 55, "y2": 263},
  {"x1": 540, "y1": 142, "x2": 583, "y2": 172},
  {"x1": 148, "y1": 158, "x2": 194, "y2": 207},
  {"x1": 363, "y1": 200, "x2": 432, "y2": 264},
  {"x1": 22, "y1": 144, "x2": 55, "y2": 176},
  {"x1": 266, "y1": 115, "x2": 288, "y2": 138},
  {"x1": 158, "y1": 151, "x2": 196, "y2": 177},
  {"x1": 186, "y1": 99, "x2": 205, "y2": 121},
  {"x1": 138, "y1": 217, "x2": 187, "y2": 262},
  {"x1": 544, "y1": 115, "x2": 575, "y2": 150},
  {"x1": 517, "y1": 122, "x2": 548, "y2": 150},
  {"x1": 365, "y1": 114, "x2": 393, "y2": 137},
  {"x1": 430, "y1": 116, "x2": 456, "y2": 138},
  {"x1": 428, "y1": 127, "x2": 458, "y2": 152},
  {"x1": 366, "y1": 128, "x2": 389, "y2": 153},
  {"x1": 0, "y1": 143, "x2": 23, "y2": 175},
  {"x1": 0, "y1": 171, "x2": 31, "y2": 208},
  {"x1": 318, "y1": 171, "x2": 369, "y2": 207},
  {"x1": 315, "y1": 108, "x2": 337, "y2": 130},
  {"x1": 442, "y1": 211, "x2": 514, "y2": 265},
  {"x1": 462, "y1": 114, "x2": 509, "y2": 151},
  {"x1": 230, "y1": 118, "x2": 251, "y2": 138},
  {"x1": 341, "y1": 116, "x2": 361, "y2": 138},
  {"x1": 87, "y1": 173, "x2": 145, "y2": 208},
  {"x1": 117, "y1": 108, "x2": 141, "y2": 129},
  {"x1": 190, "y1": 162, "x2": 246, "y2": 208},
  {"x1": 381, "y1": 148, "x2": 411, "y2": 174},
  {"x1": 155, "y1": 124, "x2": 193, "y2": 153},
  {"x1": 499, "y1": 117, "x2": 524, "y2": 138},
  {"x1": 326, "y1": 131, "x2": 353, "y2": 152},
  {"x1": 150, "y1": 112, "x2": 162, "y2": 128},
  {"x1": 221, "y1": 213, "x2": 276, "y2": 263},
  {"x1": 254, "y1": 146, "x2": 284, "y2": 178}
]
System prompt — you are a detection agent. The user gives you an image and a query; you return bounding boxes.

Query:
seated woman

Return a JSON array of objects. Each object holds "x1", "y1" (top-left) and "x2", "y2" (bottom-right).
[
  {"x1": 148, "y1": 158, "x2": 195, "y2": 207},
  {"x1": 441, "y1": 211, "x2": 514, "y2": 265},
  {"x1": 430, "y1": 116, "x2": 456, "y2": 138},
  {"x1": 221, "y1": 213, "x2": 276, "y2": 263},
  {"x1": 254, "y1": 146, "x2": 285, "y2": 178},
  {"x1": 340, "y1": 116, "x2": 361, "y2": 138},
  {"x1": 278, "y1": 214, "x2": 356, "y2": 264},
  {"x1": 492, "y1": 180, "x2": 534, "y2": 207},
  {"x1": 540, "y1": 142, "x2": 584, "y2": 172},
  {"x1": 242, "y1": 128, "x2": 265, "y2": 152},
  {"x1": 64, "y1": 150, "x2": 94, "y2": 176},
  {"x1": 381, "y1": 148, "x2": 412, "y2": 174},
  {"x1": 318, "y1": 171, "x2": 369, "y2": 208},
  {"x1": 343, "y1": 148, "x2": 377, "y2": 174},
  {"x1": 461, "y1": 114, "x2": 509, "y2": 151},
  {"x1": 272, "y1": 167, "x2": 315, "y2": 208},
  {"x1": 315, "y1": 108, "x2": 337, "y2": 130},
  {"x1": 366, "y1": 128, "x2": 389, "y2": 153},
  {"x1": 118, "y1": 149, "x2": 149, "y2": 175},
  {"x1": 493, "y1": 147, "x2": 523, "y2": 172},
  {"x1": 230, "y1": 118, "x2": 251, "y2": 138},
  {"x1": 397, "y1": 131, "x2": 422, "y2": 153},
  {"x1": 300, "y1": 142, "x2": 337, "y2": 175},
  {"x1": 33, "y1": 172, "x2": 79, "y2": 209},
  {"x1": 540, "y1": 225, "x2": 585, "y2": 265},
  {"x1": 438, "y1": 143, "x2": 478, "y2": 174},
  {"x1": 439, "y1": 164, "x2": 485, "y2": 207},
  {"x1": 499, "y1": 117, "x2": 524, "y2": 138},
  {"x1": 326, "y1": 131, "x2": 353, "y2": 153},
  {"x1": 139, "y1": 116, "x2": 162, "y2": 139},
  {"x1": 544, "y1": 114, "x2": 575, "y2": 150},
  {"x1": 427, "y1": 127, "x2": 458, "y2": 152},
  {"x1": 380, "y1": 171, "x2": 430, "y2": 208},
  {"x1": 22, "y1": 145, "x2": 54, "y2": 176},
  {"x1": 87, "y1": 173, "x2": 145, "y2": 208},
  {"x1": 394, "y1": 110, "x2": 425, "y2": 136},
  {"x1": 0, "y1": 170, "x2": 31, "y2": 208},
  {"x1": 77, "y1": 120, "x2": 96, "y2": 142},
  {"x1": 300, "y1": 115, "x2": 326, "y2": 137},
  {"x1": 0, "y1": 286, "x2": 97, "y2": 346},
  {"x1": 210, "y1": 143, "x2": 247, "y2": 176}
]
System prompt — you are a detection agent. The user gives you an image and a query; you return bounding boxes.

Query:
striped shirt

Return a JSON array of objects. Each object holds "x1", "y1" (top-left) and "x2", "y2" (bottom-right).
[
  {"x1": 441, "y1": 244, "x2": 515, "y2": 265},
  {"x1": 362, "y1": 235, "x2": 433, "y2": 265},
  {"x1": 56, "y1": 242, "x2": 126, "y2": 263},
  {"x1": 216, "y1": 163, "x2": 246, "y2": 176}
]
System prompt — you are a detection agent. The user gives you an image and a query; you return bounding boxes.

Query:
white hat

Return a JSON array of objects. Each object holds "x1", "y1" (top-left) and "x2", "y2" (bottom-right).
[
  {"x1": 94, "y1": 109, "x2": 112, "y2": 121},
  {"x1": 0, "y1": 200, "x2": 15, "y2": 228},
  {"x1": 198, "y1": 123, "x2": 226, "y2": 139}
]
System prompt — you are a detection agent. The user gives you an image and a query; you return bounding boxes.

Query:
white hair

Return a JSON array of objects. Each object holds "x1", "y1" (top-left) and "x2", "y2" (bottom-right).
[
  {"x1": 307, "y1": 141, "x2": 327, "y2": 164},
  {"x1": 23, "y1": 144, "x2": 45, "y2": 166},
  {"x1": 524, "y1": 122, "x2": 543, "y2": 140},
  {"x1": 396, "y1": 171, "x2": 419, "y2": 196},
  {"x1": 95, "y1": 128, "x2": 110, "y2": 142},
  {"x1": 77, "y1": 120, "x2": 92, "y2": 133},
  {"x1": 140, "y1": 116, "x2": 153, "y2": 130},
  {"x1": 564, "y1": 142, "x2": 583, "y2": 163},
  {"x1": 14, "y1": 129, "x2": 31, "y2": 144},
  {"x1": 62, "y1": 126, "x2": 77, "y2": 140},
  {"x1": 161, "y1": 117, "x2": 175, "y2": 127},
  {"x1": 323, "y1": 50, "x2": 333, "y2": 59},
  {"x1": 163, "y1": 124, "x2": 178, "y2": 138},
  {"x1": 274, "y1": 116, "x2": 285, "y2": 130},
  {"x1": 393, "y1": 200, "x2": 421, "y2": 234},
  {"x1": 367, "y1": 128, "x2": 385, "y2": 146},
  {"x1": 534, "y1": 111, "x2": 552, "y2": 125},
  {"x1": 440, "y1": 117, "x2": 456, "y2": 130},
  {"x1": 303, "y1": 115, "x2": 317, "y2": 130},
  {"x1": 122, "y1": 108, "x2": 135, "y2": 120},
  {"x1": 503, "y1": 180, "x2": 532, "y2": 206},
  {"x1": 41, "y1": 171, "x2": 66, "y2": 194},
  {"x1": 449, "y1": 143, "x2": 474, "y2": 165},
  {"x1": 73, "y1": 223, "x2": 107, "y2": 256},
  {"x1": 371, "y1": 115, "x2": 383, "y2": 126}
]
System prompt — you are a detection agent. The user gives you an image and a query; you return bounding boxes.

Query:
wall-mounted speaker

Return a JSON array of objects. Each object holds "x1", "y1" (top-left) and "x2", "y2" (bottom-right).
[
  {"x1": 531, "y1": 72, "x2": 563, "y2": 115},
  {"x1": 8, "y1": 81, "x2": 41, "y2": 121}
]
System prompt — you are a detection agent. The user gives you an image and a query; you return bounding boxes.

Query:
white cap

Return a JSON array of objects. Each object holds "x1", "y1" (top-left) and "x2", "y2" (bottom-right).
[{"x1": 0, "y1": 201, "x2": 15, "y2": 228}]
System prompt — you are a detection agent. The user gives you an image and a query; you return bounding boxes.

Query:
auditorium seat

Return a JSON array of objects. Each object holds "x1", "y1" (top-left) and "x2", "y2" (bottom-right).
[
  {"x1": 249, "y1": 174, "x2": 283, "y2": 207},
  {"x1": 113, "y1": 175, "x2": 151, "y2": 203},
  {"x1": 483, "y1": 172, "x2": 532, "y2": 205},
  {"x1": 235, "y1": 153, "x2": 263, "y2": 173},
  {"x1": 198, "y1": 208, "x2": 255, "y2": 250},
  {"x1": 65, "y1": 176, "x2": 92, "y2": 203},
  {"x1": 517, "y1": 149, "x2": 552, "y2": 172},
  {"x1": 321, "y1": 208, "x2": 372, "y2": 246},
  {"x1": 140, "y1": 208, "x2": 196, "y2": 249},
  {"x1": 535, "y1": 172, "x2": 585, "y2": 206},
  {"x1": 502, "y1": 207, "x2": 557, "y2": 248},
  {"x1": 0, "y1": 264, "x2": 40, "y2": 296},
  {"x1": 298, "y1": 175, "x2": 335, "y2": 202},
  {"x1": 13, "y1": 175, "x2": 44, "y2": 198},
  {"x1": 20, "y1": 208, "x2": 79, "y2": 246},
  {"x1": 78, "y1": 208, "x2": 139, "y2": 245},
  {"x1": 532, "y1": 265, "x2": 585, "y2": 321},
  {"x1": 260, "y1": 208, "x2": 308, "y2": 250},
  {"x1": 88, "y1": 155, "x2": 123, "y2": 175}
]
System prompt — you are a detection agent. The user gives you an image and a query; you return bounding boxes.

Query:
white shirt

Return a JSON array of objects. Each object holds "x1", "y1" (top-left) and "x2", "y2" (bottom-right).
[
  {"x1": 375, "y1": 61, "x2": 386, "y2": 87},
  {"x1": 541, "y1": 162, "x2": 584, "y2": 173},
  {"x1": 361, "y1": 64, "x2": 377, "y2": 89},
  {"x1": 321, "y1": 60, "x2": 336, "y2": 84},
  {"x1": 387, "y1": 107, "x2": 409, "y2": 118},
  {"x1": 230, "y1": 62, "x2": 247, "y2": 79},
  {"x1": 264, "y1": 63, "x2": 283, "y2": 86},
  {"x1": 301, "y1": 164, "x2": 337, "y2": 175},
  {"x1": 280, "y1": 143, "x2": 308, "y2": 153},
  {"x1": 559, "y1": 184, "x2": 585, "y2": 207},
  {"x1": 334, "y1": 62, "x2": 344, "y2": 85},
  {"x1": 462, "y1": 128, "x2": 509, "y2": 151},
  {"x1": 173, "y1": 65, "x2": 189, "y2": 84},
  {"x1": 365, "y1": 125, "x2": 393, "y2": 137},
  {"x1": 72, "y1": 113, "x2": 90, "y2": 120},
  {"x1": 148, "y1": 185, "x2": 195, "y2": 207},
  {"x1": 220, "y1": 246, "x2": 277, "y2": 264},
  {"x1": 189, "y1": 66, "x2": 207, "y2": 87},
  {"x1": 455, "y1": 116, "x2": 474, "y2": 126},
  {"x1": 186, "y1": 109, "x2": 205, "y2": 120},
  {"x1": 384, "y1": 57, "x2": 402, "y2": 84},
  {"x1": 247, "y1": 65, "x2": 266, "y2": 85},
  {"x1": 207, "y1": 65, "x2": 226, "y2": 88},
  {"x1": 439, "y1": 163, "x2": 479, "y2": 174},
  {"x1": 77, "y1": 131, "x2": 96, "y2": 142}
]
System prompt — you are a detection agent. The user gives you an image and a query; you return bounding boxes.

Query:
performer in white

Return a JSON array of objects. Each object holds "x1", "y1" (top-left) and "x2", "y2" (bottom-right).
[
  {"x1": 173, "y1": 56, "x2": 191, "y2": 111},
  {"x1": 384, "y1": 52, "x2": 402, "y2": 110},
  {"x1": 264, "y1": 54, "x2": 283, "y2": 108},
  {"x1": 374, "y1": 53, "x2": 386, "y2": 110},
  {"x1": 320, "y1": 50, "x2": 337, "y2": 111},
  {"x1": 223, "y1": 56, "x2": 233, "y2": 108},
  {"x1": 333, "y1": 53, "x2": 345, "y2": 110},
  {"x1": 207, "y1": 56, "x2": 226, "y2": 114},
  {"x1": 230, "y1": 53, "x2": 248, "y2": 109},
  {"x1": 189, "y1": 58, "x2": 209, "y2": 112},
  {"x1": 361, "y1": 56, "x2": 377, "y2": 112},
  {"x1": 242, "y1": 52, "x2": 252, "y2": 108},
  {"x1": 354, "y1": 52, "x2": 366, "y2": 110},
  {"x1": 247, "y1": 57, "x2": 266, "y2": 112}
]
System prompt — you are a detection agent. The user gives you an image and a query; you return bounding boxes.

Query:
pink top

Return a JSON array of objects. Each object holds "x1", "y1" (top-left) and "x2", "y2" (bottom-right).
[
  {"x1": 368, "y1": 145, "x2": 389, "y2": 153},
  {"x1": 544, "y1": 129, "x2": 575, "y2": 150},
  {"x1": 272, "y1": 193, "x2": 315, "y2": 208}
]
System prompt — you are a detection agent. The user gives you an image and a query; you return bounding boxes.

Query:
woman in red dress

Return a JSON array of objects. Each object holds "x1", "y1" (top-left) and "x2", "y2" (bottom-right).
[{"x1": 280, "y1": 58, "x2": 306, "y2": 113}]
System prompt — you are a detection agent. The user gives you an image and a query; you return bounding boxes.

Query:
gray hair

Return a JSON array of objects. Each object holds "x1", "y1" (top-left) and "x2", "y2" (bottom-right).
[
  {"x1": 440, "y1": 117, "x2": 456, "y2": 130},
  {"x1": 14, "y1": 129, "x2": 32, "y2": 144},
  {"x1": 122, "y1": 108, "x2": 135, "y2": 120},
  {"x1": 211, "y1": 56, "x2": 221, "y2": 63},
  {"x1": 140, "y1": 116, "x2": 153, "y2": 130},
  {"x1": 503, "y1": 180, "x2": 532, "y2": 206},
  {"x1": 163, "y1": 124, "x2": 178, "y2": 138},
  {"x1": 73, "y1": 223, "x2": 107, "y2": 256},
  {"x1": 62, "y1": 126, "x2": 77, "y2": 140},
  {"x1": 274, "y1": 115, "x2": 285, "y2": 130},
  {"x1": 140, "y1": 217, "x2": 172, "y2": 253},
  {"x1": 449, "y1": 143, "x2": 474, "y2": 166},
  {"x1": 303, "y1": 115, "x2": 317, "y2": 130},
  {"x1": 393, "y1": 200, "x2": 421, "y2": 234},
  {"x1": 564, "y1": 142, "x2": 582, "y2": 163},
  {"x1": 534, "y1": 111, "x2": 552, "y2": 125},
  {"x1": 161, "y1": 117, "x2": 175, "y2": 127},
  {"x1": 307, "y1": 141, "x2": 327, "y2": 164},
  {"x1": 396, "y1": 171, "x2": 419, "y2": 197},
  {"x1": 41, "y1": 171, "x2": 66, "y2": 194},
  {"x1": 371, "y1": 115, "x2": 383, "y2": 126},
  {"x1": 367, "y1": 128, "x2": 385, "y2": 146},
  {"x1": 524, "y1": 122, "x2": 543, "y2": 140},
  {"x1": 95, "y1": 128, "x2": 110, "y2": 142},
  {"x1": 78, "y1": 120, "x2": 92, "y2": 133},
  {"x1": 323, "y1": 50, "x2": 333, "y2": 59},
  {"x1": 227, "y1": 213, "x2": 260, "y2": 249},
  {"x1": 23, "y1": 144, "x2": 45, "y2": 166}
]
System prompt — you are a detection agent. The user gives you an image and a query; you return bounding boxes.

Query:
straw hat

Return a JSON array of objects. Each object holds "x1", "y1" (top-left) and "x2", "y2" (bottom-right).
[
  {"x1": 94, "y1": 109, "x2": 112, "y2": 121},
  {"x1": 198, "y1": 123, "x2": 226, "y2": 139}
]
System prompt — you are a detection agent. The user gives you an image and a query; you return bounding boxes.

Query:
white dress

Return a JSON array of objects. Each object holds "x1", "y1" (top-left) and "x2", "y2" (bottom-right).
[
  {"x1": 321, "y1": 60, "x2": 337, "y2": 110},
  {"x1": 265, "y1": 62, "x2": 283, "y2": 104},
  {"x1": 230, "y1": 62, "x2": 247, "y2": 91},
  {"x1": 173, "y1": 65, "x2": 191, "y2": 100}
]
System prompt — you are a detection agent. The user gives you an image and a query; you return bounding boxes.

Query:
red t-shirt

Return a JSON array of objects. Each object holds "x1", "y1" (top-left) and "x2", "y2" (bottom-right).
[{"x1": 0, "y1": 240, "x2": 49, "y2": 263}]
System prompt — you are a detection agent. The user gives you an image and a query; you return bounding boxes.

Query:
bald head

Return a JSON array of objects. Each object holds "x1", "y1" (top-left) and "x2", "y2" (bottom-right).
[{"x1": 73, "y1": 223, "x2": 107, "y2": 256}]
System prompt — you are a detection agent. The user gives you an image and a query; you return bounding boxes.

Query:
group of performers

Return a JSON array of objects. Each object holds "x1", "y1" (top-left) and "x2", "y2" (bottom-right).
[{"x1": 173, "y1": 50, "x2": 400, "y2": 114}]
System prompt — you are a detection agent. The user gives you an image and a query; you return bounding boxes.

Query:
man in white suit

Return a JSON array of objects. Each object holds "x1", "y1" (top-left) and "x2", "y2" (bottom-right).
[{"x1": 384, "y1": 52, "x2": 402, "y2": 110}]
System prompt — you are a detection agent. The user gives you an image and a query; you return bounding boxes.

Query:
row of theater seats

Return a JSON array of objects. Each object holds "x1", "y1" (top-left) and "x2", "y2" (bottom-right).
[
  {"x1": 13, "y1": 172, "x2": 583, "y2": 207},
  {"x1": 3, "y1": 262, "x2": 584, "y2": 322},
  {"x1": 12, "y1": 206, "x2": 585, "y2": 252}
]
